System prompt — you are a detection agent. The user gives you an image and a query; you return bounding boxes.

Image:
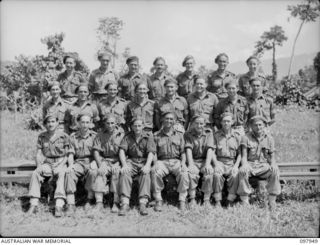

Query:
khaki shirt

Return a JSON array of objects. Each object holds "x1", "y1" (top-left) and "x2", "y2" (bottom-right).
[
  {"x1": 118, "y1": 73, "x2": 150, "y2": 101},
  {"x1": 148, "y1": 72, "x2": 171, "y2": 101},
  {"x1": 187, "y1": 91, "x2": 219, "y2": 125},
  {"x1": 213, "y1": 130, "x2": 241, "y2": 164},
  {"x1": 184, "y1": 129, "x2": 214, "y2": 160},
  {"x1": 98, "y1": 97, "x2": 128, "y2": 126},
  {"x1": 155, "y1": 94, "x2": 188, "y2": 126},
  {"x1": 126, "y1": 99, "x2": 155, "y2": 130},
  {"x1": 57, "y1": 71, "x2": 87, "y2": 99},
  {"x1": 37, "y1": 130, "x2": 69, "y2": 158},
  {"x1": 241, "y1": 132, "x2": 274, "y2": 164},
  {"x1": 176, "y1": 71, "x2": 197, "y2": 98},
  {"x1": 214, "y1": 95, "x2": 248, "y2": 128},
  {"x1": 120, "y1": 131, "x2": 156, "y2": 159},
  {"x1": 207, "y1": 70, "x2": 235, "y2": 100},
  {"x1": 66, "y1": 100, "x2": 100, "y2": 132},
  {"x1": 154, "y1": 129, "x2": 185, "y2": 160},
  {"x1": 237, "y1": 72, "x2": 267, "y2": 98},
  {"x1": 92, "y1": 127, "x2": 125, "y2": 158},
  {"x1": 246, "y1": 94, "x2": 275, "y2": 124},
  {"x1": 43, "y1": 97, "x2": 69, "y2": 125},
  {"x1": 88, "y1": 68, "x2": 118, "y2": 94},
  {"x1": 68, "y1": 130, "x2": 97, "y2": 160}
]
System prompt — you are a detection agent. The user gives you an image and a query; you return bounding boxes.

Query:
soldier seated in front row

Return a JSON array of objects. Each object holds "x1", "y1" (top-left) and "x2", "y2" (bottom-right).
[
  {"x1": 151, "y1": 111, "x2": 190, "y2": 212},
  {"x1": 237, "y1": 115, "x2": 281, "y2": 211}
]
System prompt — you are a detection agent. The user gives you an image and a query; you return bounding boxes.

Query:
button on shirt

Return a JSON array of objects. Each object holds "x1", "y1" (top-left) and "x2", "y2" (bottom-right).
[
  {"x1": 184, "y1": 129, "x2": 214, "y2": 160},
  {"x1": 148, "y1": 73, "x2": 171, "y2": 101},
  {"x1": 126, "y1": 99, "x2": 155, "y2": 130},
  {"x1": 119, "y1": 132, "x2": 156, "y2": 158},
  {"x1": 154, "y1": 129, "x2": 185, "y2": 160},
  {"x1": 238, "y1": 72, "x2": 267, "y2": 98},
  {"x1": 241, "y1": 132, "x2": 274, "y2": 163},
  {"x1": 176, "y1": 71, "x2": 197, "y2": 98},
  {"x1": 43, "y1": 97, "x2": 69, "y2": 125},
  {"x1": 246, "y1": 94, "x2": 275, "y2": 124},
  {"x1": 207, "y1": 70, "x2": 235, "y2": 100},
  {"x1": 214, "y1": 95, "x2": 248, "y2": 128},
  {"x1": 37, "y1": 131, "x2": 70, "y2": 158},
  {"x1": 66, "y1": 100, "x2": 100, "y2": 132},
  {"x1": 68, "y1": 130, "x2": 97, "y2": 159},
  {"x1": 92, "y1": 128, "x2": 125, "y2": 158},
  {"x1": 88, "y1": 68, "x2": 118, "y2": 94},
  {"x1": 57, "y1": 71, "x2": 87, "y2": 98},
  {"x1": 213, "y1": 130, "x2": 241, "y2": 163},
  {"x1": 98, "y1": 97, "x2": 128, "y2": 125},
  {"x1": 155, "y1": 95, "x2": 188, "y2": 125},
  {"x1": 187, "y1": 91, "x2": 219, "y2": 125},
  {"x1": 118, "y1": 73, "x2": 150, "y2": 101}
]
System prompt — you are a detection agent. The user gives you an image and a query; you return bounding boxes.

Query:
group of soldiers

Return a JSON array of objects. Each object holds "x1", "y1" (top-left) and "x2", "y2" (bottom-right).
[{"x1": 27, "y1": 52, "x2": 281, "y2": 217}]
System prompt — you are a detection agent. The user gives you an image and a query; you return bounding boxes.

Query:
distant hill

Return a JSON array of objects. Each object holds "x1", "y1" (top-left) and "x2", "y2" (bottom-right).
[{"x1": 228, "y1": 52, "x2": 318, "y2": 78}]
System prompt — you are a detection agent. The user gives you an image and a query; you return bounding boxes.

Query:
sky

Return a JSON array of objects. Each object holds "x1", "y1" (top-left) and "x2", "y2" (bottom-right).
[{"x1": 1, "y1": 0, "x2": 320, "y2": 74}]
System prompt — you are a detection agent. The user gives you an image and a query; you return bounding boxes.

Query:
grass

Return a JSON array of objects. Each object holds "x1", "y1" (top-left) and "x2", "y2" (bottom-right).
[{"x1": 0, "y1": 107, "x2": 319, "y2": 237}]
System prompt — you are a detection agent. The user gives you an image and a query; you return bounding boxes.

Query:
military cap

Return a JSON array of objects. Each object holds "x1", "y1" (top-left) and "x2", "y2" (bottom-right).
[
  {"x1": 182, "y1": 55, "x2": 195, "y2": 67},
  {"x1": 76, "y1": 112, "x2": 92, "y2": 122},
  {"x1": 249, "y1": 115, "x2": 267, "y2": 125},
  {"x1": 102, "y1": 113, "x2": 117, "y2": 122},
  {"x1": 43, "y1": 112, "x2": 59, "y2": 124},
  {"x1": 131, "y1": 116, "x2": 145, "y2": 125},
  {"x1": 63, "y1": 55, "x2": 76, "y2": 64},
  {"x1": 48, "y1": 81, "x2": 61, "y2": 91},
  {"x1": 98, "y1": 52, "x2": 111, "y2": 61},
  {"x1": 164, "y1": 78, "x2": 178, "y2": 87},
  {"x1": 162, "y1": 110, "x2": 177, "y2": 119},
  {"x1": 220, "y1": 112, "x2": 234, "y2": 120},
  {"x1": 126, "y1": 56, "x2": 139, "y2": 65},
  {"x1": 191, "y1": 114, "x2": 206, "y2": 122},
  {"x1": 75, "y1": 84, "x2": 89, "y2": 94}
]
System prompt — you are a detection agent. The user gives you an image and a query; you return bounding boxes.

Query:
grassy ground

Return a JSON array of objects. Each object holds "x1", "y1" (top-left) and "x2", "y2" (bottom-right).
[{"x1": 0, "y1": 107, "x2": 319, "y2": 237}]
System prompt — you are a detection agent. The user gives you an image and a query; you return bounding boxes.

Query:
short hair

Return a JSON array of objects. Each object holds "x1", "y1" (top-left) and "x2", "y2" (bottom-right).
[
  {"x1": 224, "y1": 78, "x2": 238, "y2": 89},
  {"x1": 162, "y1": 111, "x2": 176, "y2": 120},
  {"x1": 126, "y1": 56, "x2": 139, "y2": 65},
  {"x1": 246, "y1": 55, "x2": 260, "y2": 65},
  {"x1": 102, "y1": 113, "x2": 117, "y2": 122},
  {"x1": 134, "y1": 82, "x2": 149, "y2": 92},
  {"x1": 182, "y1": 55, "x2": 195, "y2": 67},
  {"x1": 75, "y1": 84, "x2": 89, "y2": 94},
  {"x1": 48, "y1": 81, "x2": 61, "y2": 91},
  {"x1": 63, "y1": 55, "x2": 75, "y2": 64},
  {"x1": 164, "y1": 78, "x2": 178, "y2": 87},
  {"x1": 220, "y1": 112, "x2": 234, "y2": 121},
  {"x1": 249, "y1": 77, "x2": 263, "y2": 85},
  {"x1": 249, "y1": 115, "x2": 267, "y2": 125},
  {"x1": 43, "y1": 113, "x2": 59, "y2": 124},
  {"x1": 131, "y1": 116, "x2": 145, "y2": 125},
  {"x1": 153, "y1": 56, "x2": 166, "y2": 66},
  {"x1": 105, "y1": 82, "x2": 118, "y2": 90},
  {"x1": 77, "y1": 112, "x2": 92, "y2": 122},
  {"x1": 214, "y1": 53, "x2": 229, "y2": 64}
]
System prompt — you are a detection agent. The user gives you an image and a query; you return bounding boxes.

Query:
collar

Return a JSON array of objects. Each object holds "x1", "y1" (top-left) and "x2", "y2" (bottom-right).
[
  {"x1": 125, "y1": 72, "x2": 142, "y2": 79},
  {"x1": 250, "y1": 131, "x2": 267, "y2": 142},
  {"x1": 44, "y1": 130, "x2": 65, "y2": 143},
  {"x1": 74, "y1": 99, "x2": 91, "y2": 107},
  {"x1": 104, "y1": 96, "x2": 121, "y2": 105},
  {"x1": 98, "y1": 67, "x2": 112, "y2": 74},
  {"x1": 133, "y1": 97, "x2": 150, "y2": 106},
  {"x1": 193, "y1": 90, "x2": 210, "y2": 99},
  {"x1": 50, "y1": 97, "x2": 64, "y2": 106},
  {"x1": 216, "y1": 129, "x2": 236, "y2": 139},
  {"x1": 226, "y1": 95, "x2": 241, "y2": 104},
  {"x1": 190, "y1": 129, "x2": 207, "y2": 137},
  {"x1": 183, "y1": 71, "x2": 196, "y2": 79},
  {"x1": 250, "y1": 94, "x2": 265, "y2": 100},
  {"x1": 75, "y1": 130, "x2": 93, "y2": 139},
  {"x1": 160, "y1": 128, "x2": 176, "y2": 137},
  {"x1": 164, "y1": 94, "x2": 180, "y2": 102},
  {"x1": 152, "y1": 72, "x2": 166, "y2": 80}
]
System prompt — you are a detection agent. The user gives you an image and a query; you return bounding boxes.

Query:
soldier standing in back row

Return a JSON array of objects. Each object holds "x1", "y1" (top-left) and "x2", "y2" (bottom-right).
[
  {"x1": 207, "y1": 53, "x2": 236, "y2": 101},
  {"x1": 89, "y1": 52, "x2": 118, "y2": 104},
  {"x1": 176, "y1": 55, "x2": 197, "y2": 99},
  {"x1": 57, "y1": 55, "x2": 87, "y2": 104},
  {"x1": 118, "y1": 56, "x2": 150, "y2": 101}
]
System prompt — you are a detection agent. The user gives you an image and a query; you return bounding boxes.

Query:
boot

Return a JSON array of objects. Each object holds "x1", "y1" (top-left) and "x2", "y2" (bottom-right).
[
  {"x1": 55, "y1": 206, "x2": 63, "y2": 217},
  {"x1": 118, "y1": 204, "x2": 130, "y2": 216},
  {"x1": 65, "y1": 204, "x2": 76, "y2": 217},
  {"x1": 139, "y1": 203, "x2": 148, "y2": 216},
  {"x1": 154, "y1": 200, "x2": 163, "y2": 212}
]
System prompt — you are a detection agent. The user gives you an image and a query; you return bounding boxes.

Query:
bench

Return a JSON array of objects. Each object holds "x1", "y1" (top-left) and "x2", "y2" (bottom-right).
[{"x1": 1, "y1": 160, "x2": 319, "y2": 186}]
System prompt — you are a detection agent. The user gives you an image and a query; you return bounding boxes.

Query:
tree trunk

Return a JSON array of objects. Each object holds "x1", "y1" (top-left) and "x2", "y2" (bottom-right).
[
  {"x1": 272, "y1": 42, "x2": 277, "y2": 82},
  {"x1": 112, "y1": 41, "x2": 117, "y2": 69},
  {"x1": 288, "y1": 20, "x2": 305, "y2": 78}
]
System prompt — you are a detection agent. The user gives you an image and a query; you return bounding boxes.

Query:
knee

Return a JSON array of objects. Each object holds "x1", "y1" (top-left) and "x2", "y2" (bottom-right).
[{"x1": 213, "y1": 172, "x2": 222, "y2": 179}]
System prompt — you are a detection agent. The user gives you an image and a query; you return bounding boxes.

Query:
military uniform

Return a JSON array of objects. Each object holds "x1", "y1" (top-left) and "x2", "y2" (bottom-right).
[
  {"x1": 119, "y1": 131, "x2": 156, "y2": 205},
  {"x1": 28, "y1": 130, "x2": 69, "y2": 204},
  {"x1": 237, "y1": 132, "x2": 281, "y2": 199},
  {"x1": 212, "y1": 130, "x2": 241, "y2": 202},
  {"x1": 237, "y1": 72, "x2": 267, "y2": 98},
  {"x1": 92, "y1": 127, "x2": 125, "y2": 203},
  {"x1": 187, "y1": 91, "x2": 219, "y2": 129},
  {"x1": 148, "y1": 72, "x2": 171, "y2": 101},
  {"x1": 65, "y1": 100, "x2": 100, "y2": 133},
  {"x1": 154, "y1": 94, "x2": 188, "y2": 132},
  {"x1": 176, "y1": 71, "x2": 197, "y2": 99},
  {"x1": 246, "y1": 94, "x2": 275, "y2": 126},
  {"x1": 151, "y1": 128, "x2": 189, "y2": 202},
  {"x1": 214, "y1": 95, "x2": 248, "y2": 135},
  {"x1": 118, "y1": 73, "x2": 150, "y2": 101},
  {"x1": 57, "y1": 70, "x2": 87, "y2": 103},
  {"x1": 97, "y1": 97, "x2": 128, "y2": 131},
  {"x1": 65, "y1": 130, "x2": 97, "y2": 204},
  {"x1": 43, "y1": 97, "x2": 69, "y2": 133},
  {"x1": 207, "y1": 70, "x2": 235, "y2": 100},
  {"x1": 126, "y1": 98, "x2": 155, "y2": 132},
  {"x1": 88, "y1": 68, "x2": 118, "y2": 103},
  {"x1": 184, "y1": 128, "x2": 214, "y2": 201}
]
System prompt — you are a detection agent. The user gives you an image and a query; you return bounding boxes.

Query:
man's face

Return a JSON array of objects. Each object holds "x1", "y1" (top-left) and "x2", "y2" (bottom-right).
[
  {"x1": 45, "y1": 117, "x2": 59, "y2": 132},
  {"x1": 136, "y1": 84, "x2": 148, "y2": 98},
  {"x1": 50, "y1": 86, "x2": 61, "y2": 98},
  {"x1": 78, "y1": 86, "x2": 89, "y2": 100},
  {"x1": 194, "y1": 118, "x2": 205, "y2": 133},
  {"x1": 221, "y1": 116, "x2": 233, "y2": 131},
  {"x1": 163, "y1": 113, "x2": 175, "y2": 128},
  {"x1": 99, "y1": 57, "x2": 110, "y2": 69},
  {"x1": 78, "y1": 115, "x2": 91, "y2": 131},
  {"x1": 128, "y1": 61, "x2": 139, "y2": 74},
  {"x1": 217, "y1": 56, "x2": 228, "y2": 70},
  {"x1": 165, "y1": 83, "x2": 177, "y2": 97},
  {"x1": 247, "y1": 59, "x2": 258, "y2": 73},
  {"x1": 251, "y1": 80, "x2": 262, "y2": 95},
  {"x1": 65, "y1": 58, "x2": 75, "y2": 71},
  {"x1": 155, "y1": 59, "x2": 165, "y2": 73},
  {"x1": 227, "y1": 83, "x2": 238, "y2": 97},
  {"x1": 107, "y1": 84, "x2": 118, "y2": 98},
  {"x1": 185, "y1": 59, "x2": 194, "y2": 72},
  {"x1": 104, "y1": 118, "x2": 116, "y2": 132},
  {"x1": 195, "y1": 79, "x2": 207, "y2": 93},
  {"x1": 252, "y1": 120, "x2": 265, "y2": 135},
  {"x1": 132, "y1": 120, "x2": 144, "y2": 135}
]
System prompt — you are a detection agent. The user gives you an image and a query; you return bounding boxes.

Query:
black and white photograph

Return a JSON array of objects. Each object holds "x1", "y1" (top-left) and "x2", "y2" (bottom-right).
[{"x1": 0, "y1": 0, "x2": 319, "y2": 238}]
